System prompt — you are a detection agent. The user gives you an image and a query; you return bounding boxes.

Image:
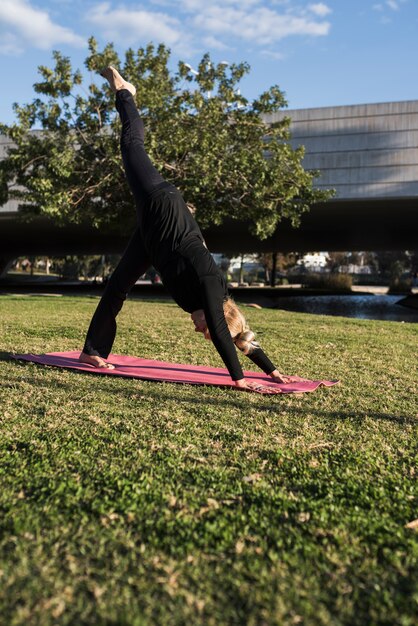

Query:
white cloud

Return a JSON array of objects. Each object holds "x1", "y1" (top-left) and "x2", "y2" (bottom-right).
[
  {"x1": 192, "y1": 6, "x2": 330, "y2": 45},
  {"x1": 0, "y1": 1, "x2": 334, "y2": 59},
  {"x1": 260, "y1": 49, "x2": 286, "y2": 60},
  {"x1": 148, "y1": 0, "x2": 175, "y2": 6},
  {"x1": 0, "y1": 32, "x2": 23, "y2": 55},
  {"x1": 201, "y1": 36, "x2": 232, "y2": 52},
  {"x1": 181, "y1": 0, "x2": 261, "y2": 8},
  {"x1": 85, "y1": 1, "x2": 332, "y2": 58},
  {"x1": 373, "y1": 0, "x2": 408, "y2": 23},
  {"x1": 308, "y1": 3, "x2": 332, "y2": 17},
  {"x1": 86, "y1": 2, "x2": 193, "y2": 55},
  {"x1": 373, "y1": 0, "x2": 408, "y2": 11},
  {"x1": 0, "y1": 0, "x2": 84, "y2": 52}
]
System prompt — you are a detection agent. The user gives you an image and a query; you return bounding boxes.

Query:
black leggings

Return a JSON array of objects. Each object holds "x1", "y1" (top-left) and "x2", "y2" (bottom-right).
[
  {"x1": 82, "y1": 90, "x2": 165, "y2": 357},
  {"x1": 116, "y1": 89, "x2": 165, "y2": 210}
]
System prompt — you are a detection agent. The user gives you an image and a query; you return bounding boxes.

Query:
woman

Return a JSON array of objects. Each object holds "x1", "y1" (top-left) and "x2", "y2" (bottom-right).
[{"x1": 79, "y1": 67, "x2": 290, "y2": 394}]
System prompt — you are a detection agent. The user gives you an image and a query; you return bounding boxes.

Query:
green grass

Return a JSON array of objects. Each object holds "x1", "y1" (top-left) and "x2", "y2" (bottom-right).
[{"x1": 0, "y1": 294, "x2": 417, "y2": 626}]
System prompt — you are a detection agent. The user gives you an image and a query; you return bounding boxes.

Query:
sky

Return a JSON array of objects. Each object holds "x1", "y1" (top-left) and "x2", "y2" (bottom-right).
[{"x1": 1, "y1": 0, "x2": 417, "y2": 124}]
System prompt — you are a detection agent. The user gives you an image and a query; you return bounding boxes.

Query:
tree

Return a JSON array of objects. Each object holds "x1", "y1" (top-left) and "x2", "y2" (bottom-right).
[
  {"x1": 326, "y1": 252, "x2": 350, "y2": 273},
  {"x1": 257, "y1": 252, "x2": 299, "y2": 285},
  {"x1": 373, "y1": 251, "x2": 410, "y2": 277},
  {"x1": 0, "y1": 38, "x2": 332, "y2": 239}
]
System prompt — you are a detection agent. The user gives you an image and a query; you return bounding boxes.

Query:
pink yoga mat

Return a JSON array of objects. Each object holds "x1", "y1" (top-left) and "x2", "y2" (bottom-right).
[{"x1": 13, "y1": 351, "x2": 338, "y2": 394}]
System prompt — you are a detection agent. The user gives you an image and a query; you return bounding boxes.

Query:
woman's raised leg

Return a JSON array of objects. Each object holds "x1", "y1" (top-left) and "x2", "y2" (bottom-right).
[
  {"x1": 115, "y1": 88, "x2": 165, "y2": 203},
  {"x1": 100, "y1": 67, "x2": 165, "y2": 203}
]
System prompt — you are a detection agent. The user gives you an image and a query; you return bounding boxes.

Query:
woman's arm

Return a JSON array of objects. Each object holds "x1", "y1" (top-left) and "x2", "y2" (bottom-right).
[
  {"x1": 177, "y1": 239, "x2": 282, "y2": 393},
  {"x1": 246, "y1": 347, "x2": 292, "y2": 384},
  {"x1": 200, "y1": 280, "x2": 287, "y2": 392},
  {"x1": 199, "y1": 273, "x2": 245, "y2": 381}
]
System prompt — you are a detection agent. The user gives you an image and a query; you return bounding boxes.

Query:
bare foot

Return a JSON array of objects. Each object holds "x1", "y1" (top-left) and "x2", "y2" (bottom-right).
[
  {"x1": 79, "y1": 352, "x2": 115, "y2": 369},
  {"x1": 100, "y1": 66, "x2": 136, "y2": 96}
]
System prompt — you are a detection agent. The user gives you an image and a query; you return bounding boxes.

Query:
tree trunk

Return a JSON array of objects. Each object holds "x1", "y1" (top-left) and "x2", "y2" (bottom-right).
[
  {"x1": 265, "y1": 267, "x2": 270, "y2": 284},
  {"x1": 270, "y1": 252, "x2": 277, "y2": 287},
  {"x1": 239, "y1": 254, "x2": 245, "y2": 284}
]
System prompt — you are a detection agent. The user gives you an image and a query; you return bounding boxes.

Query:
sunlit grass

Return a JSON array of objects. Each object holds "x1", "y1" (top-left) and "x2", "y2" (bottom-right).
[{"x1": 0, "y1": 294, "x2": 417, "y2": 625}]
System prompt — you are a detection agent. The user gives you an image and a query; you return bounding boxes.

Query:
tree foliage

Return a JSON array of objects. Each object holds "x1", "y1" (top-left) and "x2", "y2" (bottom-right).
[{"x1": 0, "y1": 38, "x2": 332, "y2": 238}]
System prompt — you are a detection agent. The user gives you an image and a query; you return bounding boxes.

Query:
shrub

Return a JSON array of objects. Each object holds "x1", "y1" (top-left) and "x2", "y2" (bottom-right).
[
  {"x1": 302, "y1": 273, "x2": 352, "y2": 291},
  {"x1": 388, "y1": 278, "x2": 412, "y2": 294}
]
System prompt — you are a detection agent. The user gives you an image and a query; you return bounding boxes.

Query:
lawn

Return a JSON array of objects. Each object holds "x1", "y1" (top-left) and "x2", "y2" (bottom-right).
[{"x1": 0, "y1": 294, "x2": 417, "y2": 626}]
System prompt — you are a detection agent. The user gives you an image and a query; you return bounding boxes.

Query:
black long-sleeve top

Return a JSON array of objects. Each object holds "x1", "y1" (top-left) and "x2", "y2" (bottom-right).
[{"x1": 140, "y1": 186, "x2": 275, "y2": 380}]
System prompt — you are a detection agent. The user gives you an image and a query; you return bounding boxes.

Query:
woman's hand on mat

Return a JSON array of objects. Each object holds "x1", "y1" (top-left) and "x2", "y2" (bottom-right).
[
  {"x1": 234, "y1": 379, "x2": 282, "y2": 395},
  {"x1": 269, "y1": 369, "x2": 292, "y2": 384}
]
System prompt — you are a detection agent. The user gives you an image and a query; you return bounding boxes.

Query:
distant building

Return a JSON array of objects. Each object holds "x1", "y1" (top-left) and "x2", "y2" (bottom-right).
[{"x1": 297, "y1": 252, "x2": 328, "y2": 271}]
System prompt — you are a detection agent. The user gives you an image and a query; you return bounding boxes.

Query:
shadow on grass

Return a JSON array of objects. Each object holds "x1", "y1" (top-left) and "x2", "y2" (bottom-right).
[
  {"x1": 4, "y1": 359, "x2": 416, "y2": 425},
  {"x1": 3, "y1": 364, "x2": 273, "y2": 411},
  {"x1": 300, "y1": 407, "x2": 416, "y2": 425}
]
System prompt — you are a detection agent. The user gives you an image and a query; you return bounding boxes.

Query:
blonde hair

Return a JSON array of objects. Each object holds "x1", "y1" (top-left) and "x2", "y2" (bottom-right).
[{"x1": 223, "y1": 297, "x2": 258, "y2": 355}]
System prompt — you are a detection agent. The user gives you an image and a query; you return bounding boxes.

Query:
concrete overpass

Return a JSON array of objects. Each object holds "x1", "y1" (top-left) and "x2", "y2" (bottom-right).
[{"x1": 1, "y1": 98, "x2": 418, "y2": 273}]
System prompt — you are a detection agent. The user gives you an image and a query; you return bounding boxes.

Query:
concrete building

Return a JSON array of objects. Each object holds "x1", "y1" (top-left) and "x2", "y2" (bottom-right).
[
  {"x1": 297, "y1": 252, "x2": 328, "y2": 271},
  {"x1": 266, "y1": 99, "x2": 418, "y2": 200},
  {"x1": 0, "y1": 134, "x2": 19, "y2": 214}
]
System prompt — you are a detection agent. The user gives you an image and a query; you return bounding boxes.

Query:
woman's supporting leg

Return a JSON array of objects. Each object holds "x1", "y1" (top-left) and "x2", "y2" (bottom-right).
[
  {"x1": 81, "y1": 228, "x2": 151, "y2": 360},
  {"x1": 115, "y1": 89, "x2": 165, "y2": 205}
]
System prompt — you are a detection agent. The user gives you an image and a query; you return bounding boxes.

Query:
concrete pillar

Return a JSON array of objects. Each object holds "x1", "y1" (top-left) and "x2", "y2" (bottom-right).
[{"x1": 0, "y1": 257, "x2": 13, "y2": 278}]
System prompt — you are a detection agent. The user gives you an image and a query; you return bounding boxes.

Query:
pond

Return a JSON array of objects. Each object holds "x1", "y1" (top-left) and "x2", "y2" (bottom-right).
[{"x1": 273, "y1": 294, "x2": 418, "y2": 323}]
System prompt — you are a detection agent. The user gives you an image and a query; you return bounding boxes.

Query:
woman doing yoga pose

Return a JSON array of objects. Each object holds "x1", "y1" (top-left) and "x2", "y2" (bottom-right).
[{"x1": 79, "y1": 67, "x2": 290, "y2": 394}]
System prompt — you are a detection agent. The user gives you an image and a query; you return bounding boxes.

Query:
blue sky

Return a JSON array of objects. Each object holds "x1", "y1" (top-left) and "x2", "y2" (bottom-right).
[{"x1": 1, "y1": 0, "x2": 417, "y2": 123}]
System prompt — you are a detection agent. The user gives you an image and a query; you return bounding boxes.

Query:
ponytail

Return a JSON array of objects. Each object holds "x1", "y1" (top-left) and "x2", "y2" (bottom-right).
[
  {"x1": 223, "y1": 298, "x2": 260, "y2": 355},
  {"x1": 234, "y1": 330, "x2": 260, "y2": 355}
]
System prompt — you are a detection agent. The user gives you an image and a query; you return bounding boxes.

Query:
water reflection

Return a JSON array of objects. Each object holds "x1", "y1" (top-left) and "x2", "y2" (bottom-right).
[{"x1": 273, "y1": 295, "x2": 418, "y2": 322}]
